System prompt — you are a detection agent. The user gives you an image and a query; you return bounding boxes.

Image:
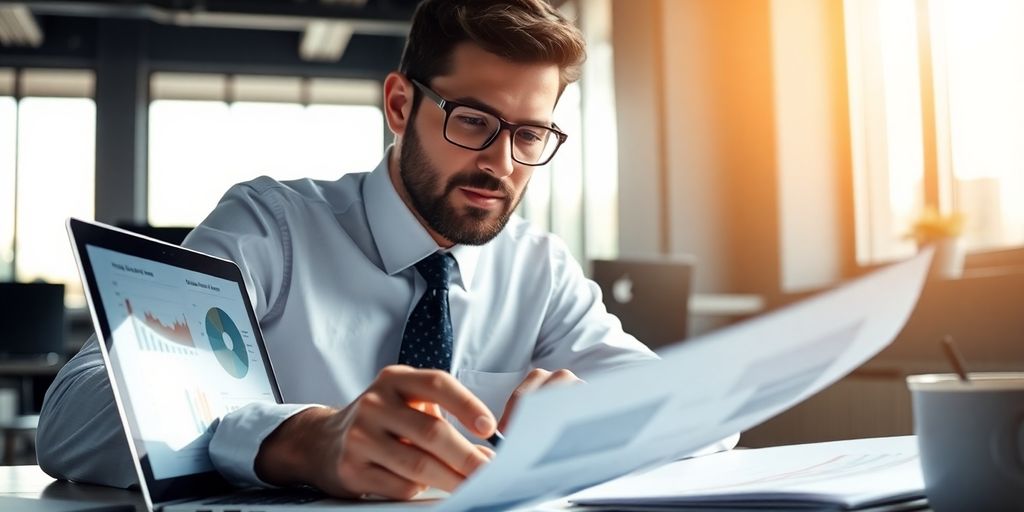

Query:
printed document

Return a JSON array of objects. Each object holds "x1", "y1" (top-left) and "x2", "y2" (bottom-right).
[{"x1": 568, "y1": 436, "x2": 924, "y2": 509}]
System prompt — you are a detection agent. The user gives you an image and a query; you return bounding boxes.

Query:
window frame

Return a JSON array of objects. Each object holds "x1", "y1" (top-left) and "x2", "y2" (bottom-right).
[
  {"x1": 844, "y1": 0, "x2": 1024, "y2": 273},
  {"x1": 1, "y1": 67, "x2": 97, "y2": 293},
  {"x1": 146, "y1": 71, "x2": 389, "y2": 228}
]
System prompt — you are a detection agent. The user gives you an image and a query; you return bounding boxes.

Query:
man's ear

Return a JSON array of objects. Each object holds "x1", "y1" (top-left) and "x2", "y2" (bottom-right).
[{"x1": 383, "y1": 72, "x2": 415, "y2": 138}]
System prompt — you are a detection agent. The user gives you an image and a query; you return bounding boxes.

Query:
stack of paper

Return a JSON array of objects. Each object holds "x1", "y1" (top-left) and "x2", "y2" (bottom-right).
[{"x1": 567, "y1": 436, "x2": 925, "y2": 510}]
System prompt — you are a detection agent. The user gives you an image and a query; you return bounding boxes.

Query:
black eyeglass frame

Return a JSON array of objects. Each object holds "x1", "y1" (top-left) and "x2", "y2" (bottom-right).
[{"x1": 411, "y1": 78, "x2": 569, "y2": 166}]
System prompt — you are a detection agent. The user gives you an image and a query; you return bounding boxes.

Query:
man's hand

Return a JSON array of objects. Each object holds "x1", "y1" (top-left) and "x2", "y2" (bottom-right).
[
  {"x1": 255, "y1": 365, "x2": 497, "y2": 500},
  {"x1": 497, "y1": 368, "x2": 584, "y2": 432}
]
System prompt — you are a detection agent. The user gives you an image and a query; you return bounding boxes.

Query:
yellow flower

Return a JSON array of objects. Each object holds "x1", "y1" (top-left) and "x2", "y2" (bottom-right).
[{"x1": 907, "y1": 207, "x2": 965, "y2": 245}]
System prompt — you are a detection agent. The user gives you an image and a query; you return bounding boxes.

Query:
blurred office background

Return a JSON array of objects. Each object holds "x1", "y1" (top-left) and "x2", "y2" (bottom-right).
[{"x1": 1, "y1": 0, "x2": 1023, "y2": 464}]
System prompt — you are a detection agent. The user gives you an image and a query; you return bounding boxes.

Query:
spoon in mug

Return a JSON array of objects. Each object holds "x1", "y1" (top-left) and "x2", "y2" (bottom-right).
[{"x1": 940, "y1": 334, "x2": 971, "y2": 383}]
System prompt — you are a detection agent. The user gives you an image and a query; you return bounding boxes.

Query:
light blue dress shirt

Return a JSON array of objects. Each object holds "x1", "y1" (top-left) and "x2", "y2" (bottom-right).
[{"x1": 37, "y1": 152, "x2": 670, "y2": 488}]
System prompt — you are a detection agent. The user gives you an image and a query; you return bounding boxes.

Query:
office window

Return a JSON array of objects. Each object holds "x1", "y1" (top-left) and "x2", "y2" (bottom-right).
[
  {"x1": 845, "y1": 0, "x2": 1024, "y2": 264},
  {"x1": 0, "y1": 68, "x2": 96, "y2": 305},
  {"x1": 519, "y1": 81, "x2": 583, "y2": 255},
  {"x1": 580, "y1": 0, "x2": 620, "y2": 261},
  {"x1": 845, "y1": 0, "x2": 926, "y2": 264},
  {"x1": 518, "y1": 0, "x2": 620, "y2": 264},
  {"x1": 148, "y1": 73, "x2": 384, "y2": 227},
  {"x1": 934, "y1": 0, "x2": 1024, "y2": 251},
  {"x1": 0, "y1": 95, "x2": 15, "y2": 282},
  {"x1": 550, "y1": 82, "x2": 585, "y2": 258},
  {"x1": 15, "y1": 97, "x2": 96, "y2": 297}
]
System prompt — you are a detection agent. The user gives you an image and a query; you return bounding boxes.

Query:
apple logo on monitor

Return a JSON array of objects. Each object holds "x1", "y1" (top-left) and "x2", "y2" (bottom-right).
[{"x1": 612, "y1": 274, "x2": 634, "y2": 304}]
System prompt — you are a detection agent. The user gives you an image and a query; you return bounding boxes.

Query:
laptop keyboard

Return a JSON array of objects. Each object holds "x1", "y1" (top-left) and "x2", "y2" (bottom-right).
[{"x1": 202, "y1": 488, "x2": 325, "y2": 505}]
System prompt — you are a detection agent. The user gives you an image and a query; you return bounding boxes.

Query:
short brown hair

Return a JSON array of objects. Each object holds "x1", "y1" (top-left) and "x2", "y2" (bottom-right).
[{"x1": 399, "y1": 0, "x2": 586, "y2": 95}]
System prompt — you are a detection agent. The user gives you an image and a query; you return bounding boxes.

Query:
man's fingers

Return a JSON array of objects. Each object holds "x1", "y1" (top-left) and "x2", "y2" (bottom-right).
[
  {"x1": 322, "y1": 431, "x2": 427, "y2": 500},
  {"x1": 475, "y1": 444, "x2": 496, "y2": 460},
  {"x1": 367, "y1": 432, "x2": 470, "y2": 493},
  {"x1": 545, "y1": 369, "x2": 584, "y2": 386},
  {"x1": 498, "y1": 369, "x2": 585, "y2": 431},
  {"x1": 373, "y1": 402, "x2": 491, "y2": 478},
  {"x1": 498, "y1": 369, "x2": 551, "y2": 431},
  {"x1": 380, "y1": 366, "x2": 496, "y2": 438},
  {"x1": 347, "y1": 464, "x2": 427, "y2": 501}
]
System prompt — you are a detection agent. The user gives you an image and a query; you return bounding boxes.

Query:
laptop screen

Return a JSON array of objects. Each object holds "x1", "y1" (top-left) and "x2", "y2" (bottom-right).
[
  {"x1": 85, "y1": 245, "x2": 276, "y2": 479},
  {"x1": 68, "y1": 218, "x2": 283, "y2": 505}
]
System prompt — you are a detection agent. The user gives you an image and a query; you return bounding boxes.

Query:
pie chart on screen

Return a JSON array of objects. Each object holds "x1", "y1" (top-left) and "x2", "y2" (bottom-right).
[{"x1": 206, "y1": 307, "x2": 249, "y2": 378}]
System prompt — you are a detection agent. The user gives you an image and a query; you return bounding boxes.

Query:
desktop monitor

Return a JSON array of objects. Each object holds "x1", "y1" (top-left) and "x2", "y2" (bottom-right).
[{"x1": 0, "y1": 282, "x2": 66, "y2": 362}]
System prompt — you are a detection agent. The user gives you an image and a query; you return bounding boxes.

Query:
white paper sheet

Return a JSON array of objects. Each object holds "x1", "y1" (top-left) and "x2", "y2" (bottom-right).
[
  {"x1": 567, "y1": 436, "x2": 924, "y2": 509},
  {"x1": 437, "y1": 249, "x2": 931, "y2": 511}
]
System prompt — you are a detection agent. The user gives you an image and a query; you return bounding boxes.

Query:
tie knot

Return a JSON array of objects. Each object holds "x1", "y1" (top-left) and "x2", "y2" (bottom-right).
[{"x1": 415, "y1": 252, "x2": 455, "y2": 290}]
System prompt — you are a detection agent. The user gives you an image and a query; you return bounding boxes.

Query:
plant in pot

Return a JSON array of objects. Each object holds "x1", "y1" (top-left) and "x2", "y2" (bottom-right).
[{"x1": 907, "y1": 207, "x2": 966, "y2": 279}]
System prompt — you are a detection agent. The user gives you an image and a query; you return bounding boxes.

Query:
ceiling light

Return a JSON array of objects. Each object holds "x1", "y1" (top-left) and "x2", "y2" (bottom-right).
[
  {"x1": 0, "y1": 4, "x2": 43, "y2": 48},
  {"x1": 300, "y1": 20, "x2": 354, "y2": 62}
]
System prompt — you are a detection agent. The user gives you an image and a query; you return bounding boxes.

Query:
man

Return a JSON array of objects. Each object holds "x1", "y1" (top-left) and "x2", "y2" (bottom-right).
[{"x1": 39, "y1": 0, "x2": 719, "y2": 500}]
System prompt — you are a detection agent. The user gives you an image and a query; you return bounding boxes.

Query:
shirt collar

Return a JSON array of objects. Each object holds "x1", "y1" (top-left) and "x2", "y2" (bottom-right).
[
  {"x1": 447, "y1": 243, "x2": 481, "y2": 291},
  {"x1": 363, "y1": 147, "x2": 481, "y2": 291}
]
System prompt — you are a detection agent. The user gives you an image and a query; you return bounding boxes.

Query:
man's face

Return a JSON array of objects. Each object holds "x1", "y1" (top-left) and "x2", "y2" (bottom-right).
[{"x1": 394, "y1": 43, "x2": 561, "y2": 246}]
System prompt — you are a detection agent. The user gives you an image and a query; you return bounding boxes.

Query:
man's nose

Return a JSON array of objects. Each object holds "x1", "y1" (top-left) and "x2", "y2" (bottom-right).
[{"x1": 477, "y1": 129, "x2": 515, "y2": 179}]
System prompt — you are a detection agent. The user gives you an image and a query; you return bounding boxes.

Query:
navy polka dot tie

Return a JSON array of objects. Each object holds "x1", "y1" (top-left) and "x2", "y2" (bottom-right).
[{"x1": 398, "y1": 252, "x2": 456, "y2": 372}]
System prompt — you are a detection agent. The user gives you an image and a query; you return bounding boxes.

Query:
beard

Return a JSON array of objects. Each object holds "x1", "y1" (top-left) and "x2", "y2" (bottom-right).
[{"x1": 399, "y1": 123, "x2": 523, "y2": 246}]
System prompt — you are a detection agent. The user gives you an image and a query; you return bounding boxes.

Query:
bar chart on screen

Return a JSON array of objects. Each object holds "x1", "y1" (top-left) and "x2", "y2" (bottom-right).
[
  {"x1": 184, "y1": 388, "x2": 215, "y2": 434},
  {"x1": 123, "y1": 297, "x2": 198, "y2": 355}
]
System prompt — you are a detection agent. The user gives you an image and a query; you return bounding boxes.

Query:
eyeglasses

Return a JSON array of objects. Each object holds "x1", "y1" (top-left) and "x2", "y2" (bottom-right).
[{"x1": 411, "y1": 79, "x2": 568, "y2": 166}]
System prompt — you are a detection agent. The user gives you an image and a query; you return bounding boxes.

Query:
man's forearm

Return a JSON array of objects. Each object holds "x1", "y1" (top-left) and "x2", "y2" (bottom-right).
[{"x1": 254, "y1": 406, "x2": 336, "y2": 488}]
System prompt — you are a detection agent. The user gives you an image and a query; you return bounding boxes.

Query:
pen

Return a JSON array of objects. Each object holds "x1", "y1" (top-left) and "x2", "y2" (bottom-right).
[{"x1": 486, "y1": 430, "x2": 505, "y2": 448}]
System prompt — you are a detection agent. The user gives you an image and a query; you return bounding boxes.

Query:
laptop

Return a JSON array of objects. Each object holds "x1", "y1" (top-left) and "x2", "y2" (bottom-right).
[
  {"x1": 591, "y1": 257, "x2": 694, "y2": 349},
  {"x1": 67, "y1": 218, "x2": 437, "y2": 511}
]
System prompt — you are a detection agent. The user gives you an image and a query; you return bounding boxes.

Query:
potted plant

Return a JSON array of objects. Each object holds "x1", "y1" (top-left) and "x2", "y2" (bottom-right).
[{"x1": 907, "y1": 207, "x2": 966, "y2": 279}]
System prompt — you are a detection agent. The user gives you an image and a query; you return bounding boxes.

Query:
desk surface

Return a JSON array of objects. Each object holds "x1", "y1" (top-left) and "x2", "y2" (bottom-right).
[
  {"x1": 0, "y1": 465, "x2": 578, "y2": 511},
  {"x1": 0, "y1": 465, "x2": 145, "y2": 510},
  {"x1": 0, "y1": 465, "x2": 932, "y2": 511}
]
